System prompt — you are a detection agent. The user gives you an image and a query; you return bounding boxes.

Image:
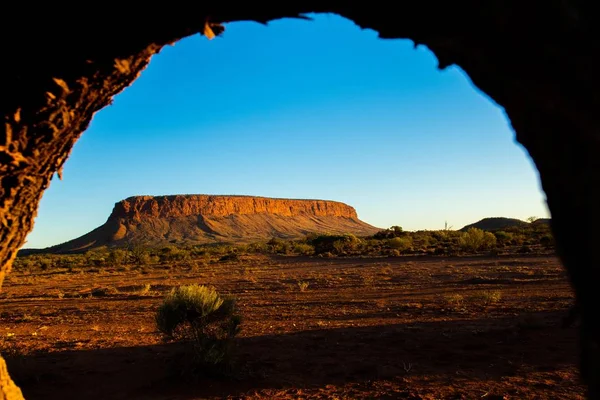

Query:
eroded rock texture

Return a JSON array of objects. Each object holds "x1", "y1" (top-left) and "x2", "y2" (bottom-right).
[
  {"x1": 113, "y1": 195, "x2": 360, "y2": 220},
  {"x1": 2, "y1": 2, "x2": 600, "y2": 399}
]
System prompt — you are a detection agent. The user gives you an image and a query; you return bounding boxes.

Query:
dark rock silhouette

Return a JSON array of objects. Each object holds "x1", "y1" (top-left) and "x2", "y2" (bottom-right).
[
  {"x1": 2, "y1": 4, "x2": 600, "y2": 399},
  {"x1": 460, "y1": 217, "x2": 529, "y2": 232}
]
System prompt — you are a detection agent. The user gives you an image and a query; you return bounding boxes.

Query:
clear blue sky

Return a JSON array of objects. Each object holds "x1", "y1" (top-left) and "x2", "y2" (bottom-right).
[{"x1": 24, "y1": 13, "x2": 550, "y2": 249}]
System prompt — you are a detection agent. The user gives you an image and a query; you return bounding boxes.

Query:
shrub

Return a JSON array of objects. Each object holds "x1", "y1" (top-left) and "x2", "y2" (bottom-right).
[
  {"x1": 444, "y1": 294, "x2": 466, "y2": 311},
  {"x1": 267, "y1": 237, "x2": 291, "y2": 254},
  {"x1": 107, "y1": 249, "x2": 128, "y2": 266},
  {"x1": 156, "y1": 284, "x2": 241, "y2": 373},
  {"x1": 159, "y1": 246, "x2": 191, "y2": 262},
  {"x1": 246, "y1": 242, "x2": 269, "y2": 253},
  {"x1": 471, "y1": 290, "x2": 502, "y2": 306},
  {"x1": 86, "y1": 250, "x2": 108, "y2": 267},
  {"x1": 374, "y1": 226, "x2": 404, "y2": 239},
  {"x1": 494, "y1": 231, "x2": 513, "y2": 242},
  {"x1": 297, "y1": 281, "x2": 310, "y2": 292},
  {"x1": 388, "y1": 249, "x2": 401, "y2": 257},
  {"x1": 310, "y1": 233, "x2": 361, "y2": 255},
  {"x1": 459, "y1": 228, "x2": 497, "y2": 252},
  {"x1": 292, "y1": 243, "x2": 314, "y2": 255},
  {"x1": 130, "y1": 245, "x2": 151, "y2": 265},
  {"x1": 388, "y1": 237, "x2": 413, "y2": 253}
]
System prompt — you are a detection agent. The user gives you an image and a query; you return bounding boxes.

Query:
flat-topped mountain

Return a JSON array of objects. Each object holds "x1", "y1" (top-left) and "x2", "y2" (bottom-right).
[
  {"x1": 110, "y1": 195, "x2": 360, "y2": 220},
  {"x1": 41, "y1": 195, "x2": 381, "y2": 253}
]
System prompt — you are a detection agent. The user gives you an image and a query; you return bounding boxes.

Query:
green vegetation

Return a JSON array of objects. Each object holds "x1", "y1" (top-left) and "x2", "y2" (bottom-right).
[
  {"x1": 13, "y1": 220, "x2": 554, "y2": 273},
  {"x1": 459, "y1": 228, "x2": 497, "y2": 252},
  {"x1": 156, "y1": 284, "x2": 241, "y2": 374}
]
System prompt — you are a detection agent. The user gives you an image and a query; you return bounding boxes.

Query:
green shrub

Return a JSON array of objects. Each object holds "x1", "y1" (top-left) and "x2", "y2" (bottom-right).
[
  {"x1": 159, "y1": 246, "x2": 191, "y2": 262},
  {"x1": 156, "y1": 284, "x2": 241, "y2": 372},
  {"x1": 459, "y1": 228, "x2": 497, "y2": 252},
  {"x1": 266, "y1": 237, "x2": 291, "y2": 254},
  {"x1": 444, "y1": 294, "x2": 466, "y2": 311},
  {"x1": 494, "y1": 231, "x2": 513, "y2": 242},
  {"x1": 107, "y1": 249, "x2": 128, "y2": 266},
  {"x1": 471, "y1": 290, "x2": 502, "y2": 306},
  {"x1": 292, "y1": 243, "x2": 314, "y2": 255},
  {"x1": 246, "y1": 242, "x2": 269, "y2": 253},
  {"x1": 40, "y1": 259, "x2": 53, "y2": 271},
  {"x1": 374, "y1": 226, "x2": 404, "y2": 239},
  {"x1": 310, "y1": 233, "x2": 361, "y2": 255},
  {"x1": 130, "y1": 245, "x2": 151, "y2": 265},
  {"x1": 86, "y1": 250, "x2": 108, "y2": 267},
  {"x1": 388, "y1": 237, "x2": 413, "y2": 253}
]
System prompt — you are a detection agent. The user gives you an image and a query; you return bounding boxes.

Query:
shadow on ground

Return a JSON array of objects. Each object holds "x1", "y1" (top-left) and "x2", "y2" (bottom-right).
[{"x1": 4, "y1": 310, "x2": 580, "y2": 399}]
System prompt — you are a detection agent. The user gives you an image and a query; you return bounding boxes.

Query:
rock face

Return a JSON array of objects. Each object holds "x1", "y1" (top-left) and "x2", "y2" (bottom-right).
[
  {"x1": 44, "y1": 195, "x2": 381, "y2": 252},
  {"x1": 111, "y1": 195, "x2": 359, "y2": 220}
]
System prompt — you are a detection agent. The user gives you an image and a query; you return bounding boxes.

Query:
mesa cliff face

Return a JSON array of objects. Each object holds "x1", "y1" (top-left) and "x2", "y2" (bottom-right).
[
  {"x1": 45, "y1": 195, "x2": 380, "y2": 252},
  {"x1": 110, "y1": 195, "x2": 359, "y2": 220}
]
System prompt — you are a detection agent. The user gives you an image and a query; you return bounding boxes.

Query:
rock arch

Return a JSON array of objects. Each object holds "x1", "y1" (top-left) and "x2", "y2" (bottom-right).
[{"x1": 2, "y1": 3, "x2": 599, "y2": 399}]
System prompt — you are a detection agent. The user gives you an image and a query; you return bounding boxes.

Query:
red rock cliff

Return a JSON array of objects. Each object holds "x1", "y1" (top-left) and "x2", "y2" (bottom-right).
[{"x1": 109, "y1": 195, "x2": 359, "y2": 221}]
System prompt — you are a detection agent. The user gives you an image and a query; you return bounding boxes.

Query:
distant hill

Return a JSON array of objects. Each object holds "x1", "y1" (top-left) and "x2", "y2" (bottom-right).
[
  {"x1": 532, "y1": 218, "x2": 551, "y2": 226},
  {"x1": 26, "y1": 195, "x2": 381, "y2": 254},
  {"x1": 460, "y1": 217, "x2": 529, "y2": 232}
]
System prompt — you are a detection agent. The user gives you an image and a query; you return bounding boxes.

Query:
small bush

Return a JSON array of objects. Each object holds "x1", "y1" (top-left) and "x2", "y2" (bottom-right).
[
  {"x1": 130, "y1": 245, "x2": 151, "y2": 265},
  {"x1": 107, "y1": 249, "x2": 128, "y2": 266},
  {"x1": 494, "y1": 231, "x2": 513, "y2": 242},
  {"x1": 310, "y1": 234, "x2": 361, "y2": 255},
  {"x1": 137, "y1": 283, "x2": 152, "y2": 296},
  {"x1": 388, "y1": 249, "x2": 401, "y2": 257},
  {"x1": 156, "y1": 284, "x2": 241, "y2": 374},
  {"x1": 374, "y1": 226, "x2": 404, "y2": 239},
  {"x1": 459, "y1": 228, "x2": 497, "y2": 252},
  {"x1": 388, "y1": 237, "x2": 413, "y2": 253},
  {"x1": 292, "y1": 243, "x2": 314, "y2": 255},
  {"x1": 471, "y1": 290, "x2": 502, "y2": 306},
  {"x1": 267, "y1": 237, "x2": 291, "y2": 254},
  {"x1": 246, "y1": 242, "x2": 269, "y2": 253},
  {"x1": 159, "y1": 246, "x2": 191, "y2": 262},
  {"x1": 444, "y1": 294, "x2": 465, "y2": 311}
]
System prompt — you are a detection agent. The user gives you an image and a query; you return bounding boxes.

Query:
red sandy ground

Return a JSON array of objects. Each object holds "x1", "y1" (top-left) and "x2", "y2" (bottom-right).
[{"x1": 0, "y1": 254, "x2": 584, "y2": 399}]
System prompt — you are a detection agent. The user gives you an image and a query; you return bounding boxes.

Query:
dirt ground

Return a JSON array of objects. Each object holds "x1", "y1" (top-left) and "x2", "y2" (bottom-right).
[{"x1": 0, "y1": 254, "x2": 584, "y2": 399}]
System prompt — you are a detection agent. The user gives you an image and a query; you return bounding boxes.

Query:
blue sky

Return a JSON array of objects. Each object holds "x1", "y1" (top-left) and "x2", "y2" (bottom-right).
[{"x1": 23, "y1": 13, "x2": 550, "y2": 249}]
